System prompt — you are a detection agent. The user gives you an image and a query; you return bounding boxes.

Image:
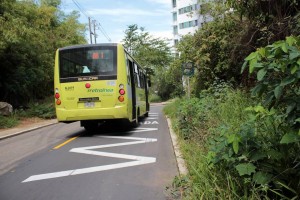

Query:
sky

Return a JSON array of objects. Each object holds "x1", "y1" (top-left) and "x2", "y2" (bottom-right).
[{"x1": 61, "y1": 0, "x2": 173, "y2": 44}]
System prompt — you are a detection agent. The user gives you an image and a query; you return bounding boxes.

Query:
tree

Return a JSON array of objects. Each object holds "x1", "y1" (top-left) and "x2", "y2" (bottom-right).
[
  {"x1": 0, "y1": 0, "x2": 86, "y2": 106},
  {"x1": 122, "y1": 24, "x2": 177, "y2": 100},
  {"x1": 122, "y1": 24, "x2": 139, "y2": 55},
  {"x1": 40, "y1": 0, "x2": 61, "y2": 8},
  {"x1": 122, "y1": 24, "x2": 172, "y2": 75},
  {"x1": 173, "y1": 0, "x2": 300, "y2": 96}
]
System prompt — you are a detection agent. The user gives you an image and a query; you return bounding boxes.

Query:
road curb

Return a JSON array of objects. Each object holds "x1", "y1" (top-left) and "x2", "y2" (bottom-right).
[
  {"x1": 166, "y1": 117, "x2": 188, "y2": 176},
  {"x1": 0, "y1": 120, "x2": 58, "y2": 140}
]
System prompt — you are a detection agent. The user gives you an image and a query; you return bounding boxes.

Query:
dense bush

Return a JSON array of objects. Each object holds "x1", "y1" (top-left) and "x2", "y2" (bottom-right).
[
  {"x1": 164, "y1": 86, "x2": 299, "y2": 199},
  {"x1": 165, "y1": 1, "x2": 300, "y2": 199},
  {"x1": 164, "y1": 89, "x2": 257, "y2": 199},
  {"x1": 18, "y1": 98, "x2": 56, "y2": 119},
  {"x1": 242, "y1": 36, "x2": 300, "y2": 129},
  {"x1": 170, "y1": 0, "x2": 300, "y2": 97}
]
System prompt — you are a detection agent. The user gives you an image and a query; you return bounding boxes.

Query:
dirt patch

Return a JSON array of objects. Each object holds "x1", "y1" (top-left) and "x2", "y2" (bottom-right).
[{"x1": 18, "y1": 117, "x2": 46, "y2": 126}]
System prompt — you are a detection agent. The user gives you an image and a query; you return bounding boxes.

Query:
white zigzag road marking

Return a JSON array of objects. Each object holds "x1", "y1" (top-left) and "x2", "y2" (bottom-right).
[
  {"x1": 22, "y1": 136, "x2": 157, "y2": 183},
  {"x1": 130, "y1": 127, "x2": 158, "y2": 132}
]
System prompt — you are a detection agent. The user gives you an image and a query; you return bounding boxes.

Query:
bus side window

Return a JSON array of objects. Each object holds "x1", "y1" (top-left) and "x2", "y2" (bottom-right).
[
  {"x1": 134, "y1": 63, "x2": 141, "y2": 88},
  {"x1": 134, "y1": 73, "x2": 138, "y2": 88},
  {"x1": 140, "y1": 73, "x2": 145, "y2": 89},
  {"x1": 126, "y1": 58, "x2": 131, "y2": 85}
]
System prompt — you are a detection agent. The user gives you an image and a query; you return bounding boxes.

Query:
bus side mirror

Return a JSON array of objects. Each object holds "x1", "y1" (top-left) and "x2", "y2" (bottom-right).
[{"x1": 148, "y1": 80, "x2": 151, "y2": 87}]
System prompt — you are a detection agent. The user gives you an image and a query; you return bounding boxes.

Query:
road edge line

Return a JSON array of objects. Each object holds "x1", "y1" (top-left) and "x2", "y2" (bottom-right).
[{"x1": 166, "y1": 117, "x2": 188, "y2": 176}]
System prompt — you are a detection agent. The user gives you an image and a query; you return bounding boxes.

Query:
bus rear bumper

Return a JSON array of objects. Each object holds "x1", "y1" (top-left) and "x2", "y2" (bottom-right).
[{"x1": 56, "y1": 105, "x2": 128, "y2": 122}]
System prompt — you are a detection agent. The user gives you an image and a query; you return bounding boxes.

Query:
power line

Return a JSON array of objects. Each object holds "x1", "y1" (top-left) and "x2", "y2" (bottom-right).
[
  {"x1": 71, "y1": 0, "x2": 111, "y2": 43},
  {"x1": 72, "y1": 0, "x2": 89, "y2": 18},
  {"x1": 96, "y1": 21, "x2": 111, "y2": 42}
]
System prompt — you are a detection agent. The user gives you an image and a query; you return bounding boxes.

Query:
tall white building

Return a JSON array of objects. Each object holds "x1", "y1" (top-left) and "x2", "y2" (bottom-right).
[{"x1": 172, "y1": 0, "x2": 205, "y2": 46}]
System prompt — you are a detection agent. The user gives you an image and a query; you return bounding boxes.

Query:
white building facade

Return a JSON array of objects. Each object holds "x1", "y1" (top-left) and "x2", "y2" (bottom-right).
[{"x1": 172, "y1": 0, "x2": 206, "y2": 46}]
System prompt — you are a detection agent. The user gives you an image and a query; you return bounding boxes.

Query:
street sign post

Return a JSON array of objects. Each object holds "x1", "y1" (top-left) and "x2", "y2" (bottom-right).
[
  {"x1": 182, "y1": 62, "x2": 194, "y2": 98},
  {"x1": 182, "y1": 62, "x2": 194, "y2": 77}
]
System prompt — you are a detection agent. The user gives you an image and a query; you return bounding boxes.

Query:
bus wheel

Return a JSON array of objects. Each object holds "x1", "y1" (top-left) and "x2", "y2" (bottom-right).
[
  {"x1": 82, "y1": 121, "x2": 98, "y2": 132},
  {"x1": 144, "y1": 112, "x2": 149, "y2": 117},
  {"x1": 131, "y1": 109, "x2": 140, "y2": 128}
]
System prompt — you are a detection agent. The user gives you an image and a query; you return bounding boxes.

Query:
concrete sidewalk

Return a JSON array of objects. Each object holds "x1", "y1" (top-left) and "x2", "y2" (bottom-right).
[{"x1": 0, "y1": 119, "x2": 58, "y2": 140}]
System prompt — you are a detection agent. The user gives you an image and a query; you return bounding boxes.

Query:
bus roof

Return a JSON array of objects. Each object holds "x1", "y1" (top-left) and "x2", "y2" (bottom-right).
[{"x1": 59, "y1": 43, "x2": 121, "y2": 51}]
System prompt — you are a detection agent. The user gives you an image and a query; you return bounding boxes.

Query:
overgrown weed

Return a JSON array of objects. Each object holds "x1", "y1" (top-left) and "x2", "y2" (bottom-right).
[
  {"x1": 0, "y1": 114, "x2": 19, "y2": 129},
  {"x1": 164, "y1": 87, "x2": 299, "y2": 199}
]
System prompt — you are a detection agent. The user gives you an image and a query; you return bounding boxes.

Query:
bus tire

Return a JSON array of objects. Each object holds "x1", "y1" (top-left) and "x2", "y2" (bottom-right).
[
  {"x1": 82, "y1": 121, "x2": 98, "y2": 132},
  {"x1": 131, "y1": 109, "x2": 140, "y2": 128},
  {"x1": 144, "y1": 112, "x2": 149, "y2": 117}
]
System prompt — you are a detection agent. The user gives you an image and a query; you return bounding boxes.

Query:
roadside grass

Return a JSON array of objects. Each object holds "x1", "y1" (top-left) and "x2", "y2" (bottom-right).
[
  {"x1": 0, "y1": 115, "x2": 19, "y2": 129},
  {"x1": 0, "y1": 97, "x2": 55, "y2": 129},
  {"x1": 164, "y1": 89, "x2": 262, "y2": 199}
]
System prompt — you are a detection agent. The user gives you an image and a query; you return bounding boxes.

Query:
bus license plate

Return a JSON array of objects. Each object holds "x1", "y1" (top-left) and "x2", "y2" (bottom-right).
[{"x1": 84, "y1": 102, "x2": 95, "y2": 108}]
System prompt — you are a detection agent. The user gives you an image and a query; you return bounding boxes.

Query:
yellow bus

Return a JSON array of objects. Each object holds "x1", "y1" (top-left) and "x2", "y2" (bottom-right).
[{"x1": 54, "y1": 43, "x2": 150, "y2": 131}]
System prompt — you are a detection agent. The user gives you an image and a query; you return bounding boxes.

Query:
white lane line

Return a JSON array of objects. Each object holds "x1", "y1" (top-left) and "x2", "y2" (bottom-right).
[
  {"x1": 147, "y1": 117, "x2": 158, "y2": 120},
  {"x1": 130, "y1": 127, "x2": 158, "y2": 133},
  {"x1": 22, "y1": 136, "x2": 157, "y2": 183}
]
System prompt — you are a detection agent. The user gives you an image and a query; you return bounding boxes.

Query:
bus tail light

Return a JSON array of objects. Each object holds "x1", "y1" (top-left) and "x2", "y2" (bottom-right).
[
  {"x1": 55, "y1": 93, "x2": 60, "y2": 99},
  {"x1": 85, "y1": 83, "x2": 91, "y2": 88},
  {"x1": 55, "y1": 88, "x2": 61, "y2": 105},
  {"x1": 118, "y1": 84, "x2": 125, "y2": 102},
  {"x1": 56, "y1": 99, "x2": 61, "y2": 105},
  {"x1": 118, "y1": 96, "x2": 124, "y2": 102},
  {"x1": 119, "y1": 89, "x2": 125, "y2": 95}
]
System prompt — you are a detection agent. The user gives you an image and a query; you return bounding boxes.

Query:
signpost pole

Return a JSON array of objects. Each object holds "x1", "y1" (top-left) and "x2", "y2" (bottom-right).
[
  {"x1": 182, "y1": 62, "x2": 194, "y2": 99},
  {"x1": 187, "y1": 76, "x2": 190, "y2": 99}
]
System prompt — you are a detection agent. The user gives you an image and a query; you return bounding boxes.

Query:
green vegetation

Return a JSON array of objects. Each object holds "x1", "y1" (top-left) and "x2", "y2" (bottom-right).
[
  {"x1": 165, "y1": 86, "x2": 299, "y2": 199},
  {"x1": 0, "y1": 0, "x2": 299, "y2": 198},
  {"x1": 0, "y1": 97, "x2": 56, "y2": 129},
  {"x1": 0, "y1": 0, "x2": 85, "y2": 126},
  {"x1": 122, "y1": 24, "x2": 181, "y2": 101},
  {"x1": 164, "y1": 0, "x2": 300, "y2": 199},
  {"x1": 149, "y1": 93, "x2": 162, "y2": 103},
  {"x1": 18, "y1": 97, "x2": 56, "y2": 119},
  {"x1": 0, "y1": 115, "x2": 19, "y2": 129},
  {"x1": 0, "y1": 0, "x2": 86, "y2": 107}
]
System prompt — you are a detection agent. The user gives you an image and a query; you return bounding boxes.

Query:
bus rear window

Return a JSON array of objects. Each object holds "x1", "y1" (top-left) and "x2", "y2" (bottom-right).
[{"x1": 59, "y1": 46, "x2": 117, "y2": 80}]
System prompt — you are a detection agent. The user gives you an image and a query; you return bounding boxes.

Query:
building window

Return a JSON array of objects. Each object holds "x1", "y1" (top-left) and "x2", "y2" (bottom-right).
[
  {"x1": 173, "y1": 25, "x2": 178, "y2": 34},
  {"x1": 174, "y1": 39, "x2": 179, "y2": 46},
  {"x1": 172, "y1": 12, "x2": 177, "y2": 21},
  {"x1": 179, "y1": 20, "x2": 198, "y2": 29},
  {"x1": 178, "y1": 4, "x2": 198, "y2": 15},
  {"x1": 172, "y1": 0, "x2": 176, "y2": 8}
]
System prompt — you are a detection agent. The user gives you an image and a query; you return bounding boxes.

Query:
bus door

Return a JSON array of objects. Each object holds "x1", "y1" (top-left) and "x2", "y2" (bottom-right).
[
  {"x1": 144, "y1": 74, "x2": 150, "y2": 112},
  {"x1": 128, "y1": 59, "x2": 136, "y2": 120}
]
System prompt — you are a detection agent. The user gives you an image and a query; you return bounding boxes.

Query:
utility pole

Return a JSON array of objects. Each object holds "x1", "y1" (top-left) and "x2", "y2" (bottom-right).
[
  {"x1": 88, "y1": 17, "x2": 93, "y2": 44},
  {"x1": 93, "y1": 20, "x2": 97, "y2": 44}
]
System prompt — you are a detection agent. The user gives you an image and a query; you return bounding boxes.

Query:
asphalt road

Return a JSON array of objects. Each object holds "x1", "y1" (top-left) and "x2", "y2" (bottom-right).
[{"x1": 0, "y1": 105, "x2": 178, "y2": 200}]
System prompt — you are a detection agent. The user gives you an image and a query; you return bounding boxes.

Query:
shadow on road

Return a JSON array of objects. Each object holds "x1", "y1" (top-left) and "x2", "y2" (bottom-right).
[{"x1": 75, "y1": 117, "x2": 148, "y2": 137}]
